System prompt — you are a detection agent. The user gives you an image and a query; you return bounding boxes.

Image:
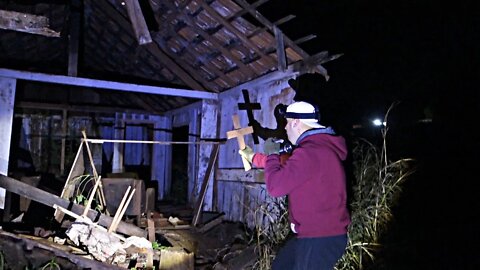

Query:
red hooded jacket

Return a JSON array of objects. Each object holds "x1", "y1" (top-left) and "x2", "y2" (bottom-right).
[{"x1": 253, "y1": 131, "x2": 351, "y2": 238}]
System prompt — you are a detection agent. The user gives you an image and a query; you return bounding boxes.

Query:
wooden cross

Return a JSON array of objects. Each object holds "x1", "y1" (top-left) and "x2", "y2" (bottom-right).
[
  {"x1": 238, "y1": 89, "x2": 261, "y2": 144},
  {"x1": 226, "y1": 114, "x2": 254, "y2": 171}
]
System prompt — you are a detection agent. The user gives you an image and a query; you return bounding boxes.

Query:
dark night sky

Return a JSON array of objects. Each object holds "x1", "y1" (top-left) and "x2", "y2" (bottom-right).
[
  {"x1": 259, "y1": 0, "x2": 480, "y2": 130},
  {"x1": 259, "y1": 1, "x2": 480, "y2": 269}
]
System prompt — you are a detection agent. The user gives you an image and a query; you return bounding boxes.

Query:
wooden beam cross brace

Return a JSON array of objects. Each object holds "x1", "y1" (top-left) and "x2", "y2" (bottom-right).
[
  {"x1": 237, "y1": 89, "x2": 261, "y2": 144},
  {"x1": 226, "y1": 114, "x2": 253, "y2": 171}
]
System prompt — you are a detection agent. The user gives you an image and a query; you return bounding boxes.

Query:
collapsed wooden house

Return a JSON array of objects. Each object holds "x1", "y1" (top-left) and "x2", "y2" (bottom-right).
[{"x1": 0, "y1": 0, "x2": 341, "y2": 267}]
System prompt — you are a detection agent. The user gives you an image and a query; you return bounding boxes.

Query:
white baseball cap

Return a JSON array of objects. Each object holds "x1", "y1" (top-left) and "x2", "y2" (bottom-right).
[{"x1": 285, "y1": 101, "x2": 325, "y2": 128}]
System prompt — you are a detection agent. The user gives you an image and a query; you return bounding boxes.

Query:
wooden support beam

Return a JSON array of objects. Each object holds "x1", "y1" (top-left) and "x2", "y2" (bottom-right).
[
  {"x1": 293, "y1": 34, "x2": 317, "y2": 46},
  {"x1": 0, "y1": 77, "x2": 16, "y2": 214},
  {"x1": 0, "y1": 9, "x2": 60, "y2": 37},
  {"x1": 124, "y1": 0, "x2": 153, "y2": 45},
  {"x1": 93, "y1": 0, "x2": 205, "y2": 91},
  {"x1": 199, "y1": 2, "x2": 277, "y2": 68},
  {"x1": 247, "y1": 14, "x2": 296, "y2": 40},
  {"x1": 0, "y1": 174, "x2": 146, "y2": 238},
  {"x1": 274, "y1": 26, "x2": 287, "y2": 72},
  {"x1": 0, "y1": 68, "x2": 217, "y2": 100},
  {"x1": 191, "y1": 144, "x2": 220, "y2": 227},
  {"x1": 67, "y1": 0, "x2": 81, "y2": 76},
  {"x1": 17, "y1": 101, "x2": 157, "y2": 115},
  {"x1": 216, "y1": 168, "x2": 265, "y2": 183},
  {"x1": 158, "y1": 1, "x2": 252, "y2": 84}
]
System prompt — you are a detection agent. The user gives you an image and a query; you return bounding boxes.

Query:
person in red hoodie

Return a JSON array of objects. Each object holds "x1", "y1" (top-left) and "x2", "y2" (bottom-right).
[{"x1": 239, "y1": 101, "x2": 351, "y2": 270}]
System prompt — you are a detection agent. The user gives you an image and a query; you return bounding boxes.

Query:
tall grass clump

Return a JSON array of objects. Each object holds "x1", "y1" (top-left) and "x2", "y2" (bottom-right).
[
  {"x1": 248, "y1": 190, "x2": 290, "y2": 270},
  {"x1": 335, "y1": 104, "x2": 415, "y2": 270}
]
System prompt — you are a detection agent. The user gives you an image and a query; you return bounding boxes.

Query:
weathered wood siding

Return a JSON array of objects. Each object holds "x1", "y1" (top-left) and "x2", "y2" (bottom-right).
[
  {"x1": 0, "y1": 77, "x2": 16, "y2": 208},
  {"x1": 216, "y1": 79, "x2": 295, "y2": 225}
]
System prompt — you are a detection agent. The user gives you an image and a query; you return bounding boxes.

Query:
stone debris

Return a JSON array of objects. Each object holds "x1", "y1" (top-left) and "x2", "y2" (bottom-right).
[{"x1": 65, "y1": 216, "x2": 125, "y2": 263}]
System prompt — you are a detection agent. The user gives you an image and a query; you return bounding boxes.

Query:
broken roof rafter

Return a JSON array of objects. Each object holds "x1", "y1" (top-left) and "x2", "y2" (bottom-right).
[
  {"x1": 92, "y1": 0, "x2": 206, "y2": 91},
  {"x1": 198, "y1": 1, "x2": 277, "y2": 69},
  {"x1": 160, "y1": 1, "x2": 258, "y2": 82},
  {"x1": 159, "y1": 1, "x2": 250, "y2": 86}
]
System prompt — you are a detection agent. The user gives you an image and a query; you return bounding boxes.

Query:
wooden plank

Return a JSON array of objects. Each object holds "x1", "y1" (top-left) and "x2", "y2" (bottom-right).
[
  {"x1": 92, "y1": 0, "x2": 205, "y2": 91},
  {"x1": 233, "y1": 0, "x2": 310, "y2": 59},
  {"x1": 17, "y1": 101, "x2": 157, "y2": 115},
  {"x1": 0, "y1": 68, "x2": 217, "y2": 100},
  {"x1": 199, "y1": 2, "x2": 277, "y2": 68},
  {"x1": 124, "y1": 0, "x2": 152, "y2": 45},
  {"x1": 161, "y1": 1, "x2": 255, "y2": 81},
  {"x1": 293, "y1": 34, "x2": 317, "y2": 46},
  {"x1": 0, "y1": 10, "x2": 60, "y2": 37},
  {"x1": 216, "y1": 168, "x2": 265, "y2": 183},
  {"x1": 274, "y1": 26, "x2": 287, "y2": 72},
  {"x1": 0, "y1": 231, "x2": 125, "y2": 270},
  {"x1": 0, "y1": 175, "x2": 146, "y2": 238},
  {"x1": 191, "y1": 144, "x2": 220, "y2": 226},
  {"x1": 0, "y1": 77, "x2": 16, "y2": 212},
  {"x1": 67, "y1": 0, "x2": 81, "y2": 76}
]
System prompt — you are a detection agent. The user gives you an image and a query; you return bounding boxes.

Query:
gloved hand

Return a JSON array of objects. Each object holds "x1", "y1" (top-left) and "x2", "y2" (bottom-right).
[
  {"x1": 264, "y1": 137, "x2": 281, "y2": 155},
  {"x1": 239, "y1": 146, "x2": 255, "y2": 164}
]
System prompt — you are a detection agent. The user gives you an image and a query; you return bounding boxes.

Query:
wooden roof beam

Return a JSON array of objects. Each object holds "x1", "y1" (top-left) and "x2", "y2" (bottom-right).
[
  {"x1": 229, "y1": 0, "x2": 270, "y2": 21},
  {"x1": 161, "y1": 1, "x2": 248, "y2": 85},
  {"x1": 199, "y1": 1, "x2": 277, "y2": 68},
  {"x1": 0, "y1": 9, "x2": 60, "y2": 37},
  {"x1": 124, "y1": 0, "x2": 153, "y2": 45},
  {"x1": 0, "y1": 68, "x2": 218, "y2": 100},
  {"x1": 234, "y1": 0, "x2": 309, "y2": 58},
  {"x1": 293, "y1": 34, "x2": 317, "y2": 46},
  {"x1": 17, "y1": 101, "x2": 157, "y2": 115},
  {"x1": 233, "y1": 0, "x2": 335, "y2": 78},
  {"x1": 274, "y1": 26, "x2": 287, "y2": 71},
  {"x1": 93, "y1": 0, "x2": 205, "y2": 91},
  {"x1": 247, "y1": 14, "x2": 296, "y2": 39}
]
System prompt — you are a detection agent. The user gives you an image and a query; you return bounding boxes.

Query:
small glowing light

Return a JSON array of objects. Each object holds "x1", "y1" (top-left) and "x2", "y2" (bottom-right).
[
  {"x1": 372, "y1": 119, "x2": 386, "y2": 126},
  {"x1": 121, "y1": 1, "x2": 126, "y2": 5}
]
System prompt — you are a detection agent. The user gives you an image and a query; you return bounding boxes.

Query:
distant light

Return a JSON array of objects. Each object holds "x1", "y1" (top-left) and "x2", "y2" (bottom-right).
[
  {"x1": 121, "y1": 1, "x2": 126, "y2": 5},
  {"x1": 372, "y1": 119, "x2": 386, "y2": 126}
]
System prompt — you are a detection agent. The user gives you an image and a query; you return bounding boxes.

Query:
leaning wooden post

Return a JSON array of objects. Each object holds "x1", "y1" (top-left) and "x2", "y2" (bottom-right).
[
  {"x1": 108, "y1": 186, "x2": 131, "y2": 233},
  {"x1": 81, "y1": 130, "x2": 108, "y2": 212},
  {"x1": 226, "y1": 114, "x2": 254, "y2": 171},
  {"x1": 82, "y1": 176, "x2": 102, "y2": 217}
]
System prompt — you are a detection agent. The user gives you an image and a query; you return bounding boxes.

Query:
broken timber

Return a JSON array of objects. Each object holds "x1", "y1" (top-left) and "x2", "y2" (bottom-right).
[
  {"x1": 0, "y1": 10, "x2": 60, "y2": 37},
  {"x1": 0, "y1": 174, "x2": 146, "y2": 238}
]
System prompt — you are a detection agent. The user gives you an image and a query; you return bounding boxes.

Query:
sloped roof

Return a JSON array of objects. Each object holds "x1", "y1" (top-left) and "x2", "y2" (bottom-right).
[{"x1": 0, "y1": 0, "x2": 339, "y2": 115}]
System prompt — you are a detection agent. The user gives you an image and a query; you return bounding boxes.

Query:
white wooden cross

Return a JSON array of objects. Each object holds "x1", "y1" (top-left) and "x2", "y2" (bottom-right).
[{"x1": 226, "y1": 114, "x2": 254, "y2": 171}]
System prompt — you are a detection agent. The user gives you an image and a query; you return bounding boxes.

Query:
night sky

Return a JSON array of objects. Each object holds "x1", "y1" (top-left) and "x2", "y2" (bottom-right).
[
  {"x1": 259, "y1": 1, "x2": 480, "y2": 269},
  {"x1": 259, "y1": 0, "x2": 479, "y2": 129}
]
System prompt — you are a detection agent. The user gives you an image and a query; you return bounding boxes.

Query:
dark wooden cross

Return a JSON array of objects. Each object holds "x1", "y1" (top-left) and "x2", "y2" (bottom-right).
[{"x1": 238, "y1": 89, "x2": 261, "y2": 144}]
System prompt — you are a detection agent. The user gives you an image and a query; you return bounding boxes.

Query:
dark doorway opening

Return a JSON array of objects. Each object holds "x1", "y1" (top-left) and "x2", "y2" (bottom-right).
[{"x1": 168, "y1": 125, "x2": 189, "y2": 205}]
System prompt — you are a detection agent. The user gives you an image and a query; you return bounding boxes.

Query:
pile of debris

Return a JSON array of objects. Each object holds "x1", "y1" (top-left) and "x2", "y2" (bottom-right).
[{"x1": 0, "y1": 175, "x2": 257, "y2": 269}]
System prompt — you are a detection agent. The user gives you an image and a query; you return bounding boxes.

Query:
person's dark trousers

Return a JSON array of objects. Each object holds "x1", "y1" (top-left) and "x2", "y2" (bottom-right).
[{"x1": 272, "y1": 234, "x2": 347, "y2": 270}]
